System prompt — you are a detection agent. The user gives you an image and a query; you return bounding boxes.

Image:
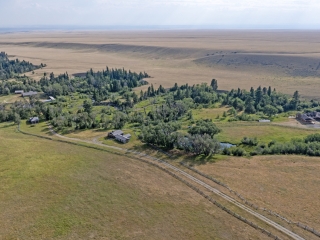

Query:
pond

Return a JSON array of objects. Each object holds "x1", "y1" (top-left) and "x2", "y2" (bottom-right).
[{"x1": 220, "y1": 142, "x2": 236, "y2": 149}]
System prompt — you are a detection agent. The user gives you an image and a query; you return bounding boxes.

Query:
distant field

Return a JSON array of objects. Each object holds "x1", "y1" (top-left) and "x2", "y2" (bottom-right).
[
  {"x1": 196, "y1": 155, "x2": 320, "y2": 232},
  {"x1": 0, "y1": 123, "x2": 270, "y2": 240},
  {"x1": 0, "y1": 30, "x2": 320, "y2": 99}
]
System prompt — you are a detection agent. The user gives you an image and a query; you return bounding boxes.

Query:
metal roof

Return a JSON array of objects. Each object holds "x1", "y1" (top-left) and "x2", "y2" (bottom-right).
[
  {"x1": 115, "y1": 135, "x2": 129, "y2": 141},
  {"x1": 111, "y1": 130, "x2": 124, "y2": 136},
  {"x1": 22, "y1": 91, "x2": 38, "y2": 97}
]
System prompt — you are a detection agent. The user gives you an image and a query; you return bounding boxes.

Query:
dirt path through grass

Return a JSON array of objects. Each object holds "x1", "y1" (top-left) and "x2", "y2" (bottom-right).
[{"x1": 42, "y1": 125, "x2": 306, "y2": 240}]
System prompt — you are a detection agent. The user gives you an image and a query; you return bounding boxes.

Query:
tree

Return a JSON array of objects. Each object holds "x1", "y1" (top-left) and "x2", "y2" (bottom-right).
[
  {"x1": 267, "y1": 86, "x2": 272, "y2": 96},
  {"x1": 178, "y1": 134, "x2": 221, "y2": 156},
  {"x1": 210, "y1": 79, "x2": 218, "y2": 91},
  {"x1": 293, "y1": 90, "x2": 300, "y2": 101},
  {"x1": 188, "y1": 120, "x2": 221, "y2": 137},
  {"x1": 263, "y1": 104, "x2": 278, "y2": 117},
  {"x1": 13, "y1": 113, "x2": 21, "y2": 125},
  {"x1": 83, "y1": 100, "x2": 93, "y2": 113}
]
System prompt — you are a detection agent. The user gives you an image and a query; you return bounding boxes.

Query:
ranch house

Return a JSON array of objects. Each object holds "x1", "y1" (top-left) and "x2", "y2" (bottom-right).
[{"x1": 108, "y1": 130, "x2": 131, "y2": 143}]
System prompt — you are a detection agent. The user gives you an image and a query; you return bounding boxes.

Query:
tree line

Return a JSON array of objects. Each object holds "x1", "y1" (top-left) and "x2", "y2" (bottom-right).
[{"x1": 0, "y1": 52, "x2": 45, "y2": 80}]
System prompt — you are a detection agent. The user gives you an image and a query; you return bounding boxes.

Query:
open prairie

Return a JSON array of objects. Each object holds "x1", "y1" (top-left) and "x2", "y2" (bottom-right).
[{"x1": 1, "y1": 30, "x2": 320, "y2": 98}]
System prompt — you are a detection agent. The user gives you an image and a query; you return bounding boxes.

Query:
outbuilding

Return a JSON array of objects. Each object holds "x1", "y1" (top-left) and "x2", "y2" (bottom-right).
[
  {"x1": 15, "y1": 90, "x2": 24, "y2": 94},
  {"x1": 259, "y1": 119, "x2": 271, "y2": 123},
  {"x1": 22, "y1": 91, "x2": 38, "y2": 97},
  {"x1": 29, "y1": 117, "x2": 39, "y2": 124}
]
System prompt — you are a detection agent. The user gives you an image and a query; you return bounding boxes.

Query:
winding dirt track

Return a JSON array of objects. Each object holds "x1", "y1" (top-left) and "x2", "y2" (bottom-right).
[{"x1": 47, "y1": 126, "x2": 304, "y2": 240}]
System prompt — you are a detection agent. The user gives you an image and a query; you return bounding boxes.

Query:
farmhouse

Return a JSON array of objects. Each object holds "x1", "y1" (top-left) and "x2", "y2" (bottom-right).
[
  {"x1": 296, "y1": 113, "x2": 315, "y2": 124},
  {"x1": 108, "y1": 130, "x2": 124, "y2": 138},
  {"x1": 115, "y1": 134, "x2": 131, "y2": 143},
  {"x1": 29, "y1": 117, "x2": 39, "y2": 124},
  {"x1": 309, "y1": 111, "x2": 320, "y2": 120},
  {"x1": 108, "y1": 130, "x2": 131, "y2": 143},
  {"x1": 15, "y1": 90, "x2": 24, "y2": 94},
  {"x1": 22, "y1": 91, "x2": 38, "y2": 97}
]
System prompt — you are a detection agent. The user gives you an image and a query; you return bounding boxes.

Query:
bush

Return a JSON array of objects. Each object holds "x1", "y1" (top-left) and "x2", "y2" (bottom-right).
[
  {"x1": 232, "y1": 147, "x2": 246, "y2": 156},
  {"x1": 241, "y1": 137, "x2": 258, "y2": 146}
]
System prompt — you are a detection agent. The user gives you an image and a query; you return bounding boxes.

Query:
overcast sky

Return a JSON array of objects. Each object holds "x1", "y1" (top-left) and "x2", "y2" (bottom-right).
[{"x1": 1, "y1": 0, "x2": 320, "y2": 29}]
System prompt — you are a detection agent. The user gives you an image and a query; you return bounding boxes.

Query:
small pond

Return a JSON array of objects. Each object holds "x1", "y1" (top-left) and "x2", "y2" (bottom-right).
[{"x1": 220, "y1": 142, "x2": 236, "y2": 149}]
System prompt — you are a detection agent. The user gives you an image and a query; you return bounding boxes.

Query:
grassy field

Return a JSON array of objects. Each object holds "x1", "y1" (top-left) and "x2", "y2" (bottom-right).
[
  {"x1": 216, "y1": 122, "x2": 320, "y2": 144},
  {"x1": 1, "y1": 30, "x2": 320, "y2": 99},
  {"x1": 196, "y1": 155, "x2": 320, "y2": 231},
  {"x1": 0, "y1": 94, "x2": 23, "y2": 104},
  {"x1": 1, "y1": 122, "x2": 272, "y2": 240}
]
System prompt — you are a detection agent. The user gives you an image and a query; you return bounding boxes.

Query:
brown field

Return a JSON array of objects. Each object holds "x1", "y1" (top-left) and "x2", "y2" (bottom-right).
[
  {"x1": 196, "y1": 155, "x2": 320, "y2": 232},
  {"x1": 1, "y1": 30, "x2": 320, "y2": 98}
]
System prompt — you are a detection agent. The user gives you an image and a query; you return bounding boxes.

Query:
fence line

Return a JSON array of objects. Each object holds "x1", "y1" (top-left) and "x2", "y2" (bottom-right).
[{"x1": 180, "y1": 162, "x2": 320, "y2": 238}]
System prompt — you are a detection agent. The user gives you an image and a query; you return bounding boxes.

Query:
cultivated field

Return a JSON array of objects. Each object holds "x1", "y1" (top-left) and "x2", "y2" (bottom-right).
[{"x1": 0, "y1": 30, "x2": 320, "y2": 98}]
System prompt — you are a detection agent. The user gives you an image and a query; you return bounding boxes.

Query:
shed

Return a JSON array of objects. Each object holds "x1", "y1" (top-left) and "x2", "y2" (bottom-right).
[
  {"x1": 259, "y1": 119, "x2": 271, "y2": 123},
  {"x1": 49, "y1": 96, "x2": 56, "y2": 101},
  {"x1": 29, "y1": 117, "x2": 39, "y2": 124},
  {"x1": 15, "y1": 90, "x2": 24, "y2": 94},
  {"x1": 22, "y1": 91, "x2": 38, "y2": 97}
]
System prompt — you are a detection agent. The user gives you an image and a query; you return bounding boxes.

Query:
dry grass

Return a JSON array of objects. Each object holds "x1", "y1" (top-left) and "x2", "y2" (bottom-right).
[
  {"x1": 0, "y1": 122, "x2": 271, "y2": 239},
  {"x1": 0, "y1": 30, "x2": 320, "y2": 99},
  {"x1": 0, "y1": 94, "x2": 23, "y2": 104},
  {"x1": 195, "y1": 155, "x2": 320, "y2": 232}
]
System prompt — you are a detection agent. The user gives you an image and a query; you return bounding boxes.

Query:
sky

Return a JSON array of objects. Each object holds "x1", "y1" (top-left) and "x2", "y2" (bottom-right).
[{"x1": 0, "y1": 0, "x2": 320, "y2": 29}]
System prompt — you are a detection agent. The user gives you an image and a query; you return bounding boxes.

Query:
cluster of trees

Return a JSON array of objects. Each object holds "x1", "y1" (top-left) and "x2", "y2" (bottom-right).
[
  {"x1": 38, "y1": 67, "x2": 149, "y2": 99},
  {"x1": 0, "y1": 77, "x2": 40, "y2": 95},
  {"x1": 0, "y1": 52, "x2": 44, "y2": 80},
  {"x1": 139, "y1": 122, "x2": 182, "y2": 149},
  {"x1": 251, "y1": 133, "x2": 320, "y2": 156},
  {"x1": 147, "y1": 101, "x2": 189, "y2": 122},
  {"x1": 223, "y1": 133, "x2": 320, "y2": 157},
  {"x1": 225, "y1": 86, "x2": 316, "y2": 114},
  {"x1": 0, "y1": 97, "x2": 62, "y2": 124},
  {"x1": 188, "y1": 119, "x2": 221, "y2": 137},
  {"x1": 176, "y1": 134, "x2": 221, "y2": 156},
  {"x1": 139, "y1": 119, "x2": 221, "y2": 156},
  {"x1": 137, "y1": 80, "x2": 317, "y2": 118},
  {"x1": 0, "y1": 65, "x2": 149, "y2": 101}
]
